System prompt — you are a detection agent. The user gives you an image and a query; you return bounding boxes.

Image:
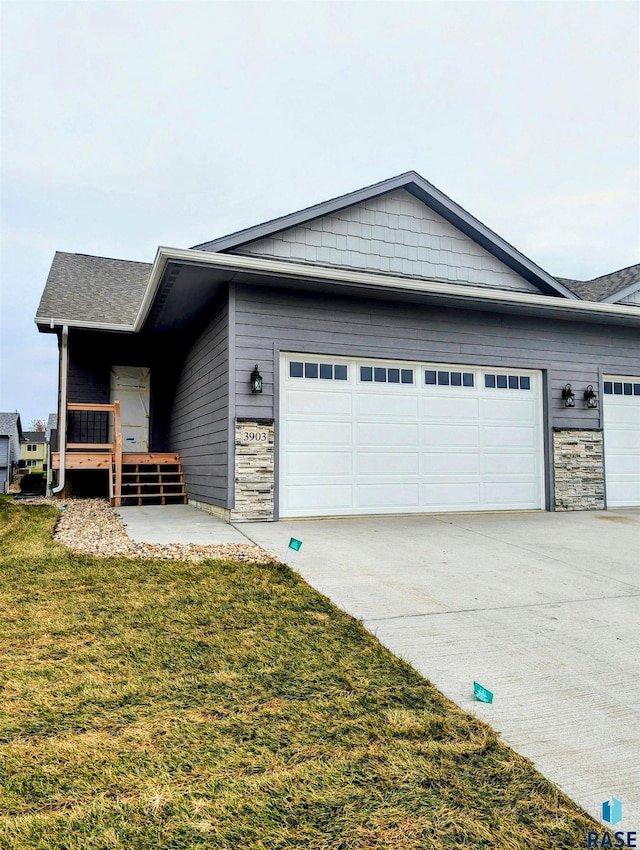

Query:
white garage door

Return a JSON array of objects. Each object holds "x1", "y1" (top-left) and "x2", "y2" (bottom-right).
[
  {"x1": 603, "y1": 376, "x2": 640, "y2": 507},
  {"x1": 279, "y1": 355, "x2": 544, "y2": 518}
]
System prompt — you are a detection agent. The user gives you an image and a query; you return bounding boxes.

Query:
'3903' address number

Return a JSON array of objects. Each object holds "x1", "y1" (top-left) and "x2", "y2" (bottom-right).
[{"x1": 240, "y1": 429, "x2": 269, "y2": 444}]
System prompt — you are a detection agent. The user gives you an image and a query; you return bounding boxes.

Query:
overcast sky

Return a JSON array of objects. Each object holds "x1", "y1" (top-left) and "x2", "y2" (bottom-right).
[{"x1": 1, "y1": 0, "x2": 638, "y2": 427}]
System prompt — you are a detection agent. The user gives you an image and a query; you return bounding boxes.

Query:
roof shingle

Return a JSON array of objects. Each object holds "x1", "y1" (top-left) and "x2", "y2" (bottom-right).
[
  {"x1": 36, "y1": 252, "x2": 152, "y2": 327},
  {"x1": 557, "y1": 264, "x2": 640, "y2": 302},
  {"x1": 23, "y1": 431, "x2": 46, "y2": 443},
  {"x1": 0, "y1": 413, "x2": 23, "y2": 440}
]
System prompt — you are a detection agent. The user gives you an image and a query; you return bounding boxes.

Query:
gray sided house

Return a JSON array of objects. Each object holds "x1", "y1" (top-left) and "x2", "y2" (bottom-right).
[
  {"x1": 0, "y1": 413, "x2": 24, "y2": 493},
  {"x1": 36, "y1": 171, "x2": 640, "y2": 519}
]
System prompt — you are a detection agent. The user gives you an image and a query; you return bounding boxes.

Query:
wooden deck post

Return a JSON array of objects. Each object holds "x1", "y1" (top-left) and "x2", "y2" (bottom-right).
[{"x1": 113, "y1": 400, "x2": 122, "y2": 508}]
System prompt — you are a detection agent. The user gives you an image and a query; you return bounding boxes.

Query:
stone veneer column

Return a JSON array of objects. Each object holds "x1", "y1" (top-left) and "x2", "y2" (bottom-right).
[
  {"x1": 230, "y1": 419, "x2": 275, "y2": 522},
  {"x1": 553, "y1": 429, "x2": 604, "y2": 511}
]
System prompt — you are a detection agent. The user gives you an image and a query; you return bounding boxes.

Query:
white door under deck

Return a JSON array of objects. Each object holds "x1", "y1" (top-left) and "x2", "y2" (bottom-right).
[{"x1": 110, "y1": 366, "x2": 150, "y2": 453}]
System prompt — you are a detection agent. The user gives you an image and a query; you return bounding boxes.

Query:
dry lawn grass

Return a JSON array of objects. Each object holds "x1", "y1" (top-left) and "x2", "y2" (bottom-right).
[{"x1": 0, "y1": 499, "x2": 598, "y2": 848}]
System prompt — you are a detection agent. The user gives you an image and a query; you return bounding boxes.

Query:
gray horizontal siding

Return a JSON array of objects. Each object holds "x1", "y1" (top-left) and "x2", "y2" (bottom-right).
[
  {"x1": 169, "y1": 297, "x2": 229, "y2": 508},
  {"x1": 67, "y1": 334, "x2": 134, "y2": 449},
  {"x1": 1, "y1": 435, "x2": 10, "y2": 492},
  {"x1": 68, "y1": 360, "x2": 110, "y2": 405},
  {"x1": 67, "y1": 330, "x2": 174, "y2": 451},
  {"x1": 233, "y1": 284, "x2": 640, "y2": 431},
  {"x1": 0, "y1": 437, "x2": 10, "y2": 468},
  {"x1": 231, "y1": 189, "x2": 540, "y2": 294},
  {"x1": 67, "y1": 331, "x2": 158, "y2": 405}
]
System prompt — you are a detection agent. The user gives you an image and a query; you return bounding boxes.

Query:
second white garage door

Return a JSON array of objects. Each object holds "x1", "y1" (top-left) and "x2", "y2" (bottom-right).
[
  {"x1": 603, "y1": 375, "x2": 640, "y2": 507},
  {"x1": 279, "y1": 355, "x2": 544, "y2": 518}
]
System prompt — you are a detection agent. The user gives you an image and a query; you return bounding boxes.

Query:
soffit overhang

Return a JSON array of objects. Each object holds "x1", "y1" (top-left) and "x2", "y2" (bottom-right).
[
  {"x1": 36, "y1": 248, "x2": 640, "y2": 335},
  {"x1": 140, "y1": 248, "x2": 640, "y2": 332}
]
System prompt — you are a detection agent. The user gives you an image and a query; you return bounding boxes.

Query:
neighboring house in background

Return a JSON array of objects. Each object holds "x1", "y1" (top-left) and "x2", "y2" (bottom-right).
[
  {"x1": 21, "y1": 431, "x2": 47, "y2": 468},
  {"x1": 44, "y1": 414, "x2": 58, "y2": 496},
  {"x1": 45, "y1": 413, "x2": 58, "y2": 445},
  {"x1": 558, "y1": 266, "x2": 640, "y2": 306},
  {"x1": 35, "y1": 171, "x2": 640, "y2": 519},
  {"x1": 0, "y1": 413, "x2": 24, "y2": 493}
]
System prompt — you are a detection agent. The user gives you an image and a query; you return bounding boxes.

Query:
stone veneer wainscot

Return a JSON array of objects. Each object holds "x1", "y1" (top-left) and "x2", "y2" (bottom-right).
[
  {"x1": 231, "y1": 419, "x2": 275, "y2": 522},
  {"x1": 553, "y1": 429, "x2": 604, "y2": 511}
]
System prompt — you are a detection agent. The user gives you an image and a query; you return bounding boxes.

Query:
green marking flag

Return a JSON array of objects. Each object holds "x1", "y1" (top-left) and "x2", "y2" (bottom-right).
[
  {"x1": 473, "y1": 682, "x2": 493, "y2": 704},
  {"x1": 288, "y1": 537, "x2": 302, "y2": 551}
]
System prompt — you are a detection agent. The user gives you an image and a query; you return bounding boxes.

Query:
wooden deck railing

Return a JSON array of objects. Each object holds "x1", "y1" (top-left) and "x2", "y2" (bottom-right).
[
  {"x1": 54, "y1": 403, "x2": 183, "y2": 507},
  {"x1": 62, "y1": 401, "x2": 123, "y2": 506}
]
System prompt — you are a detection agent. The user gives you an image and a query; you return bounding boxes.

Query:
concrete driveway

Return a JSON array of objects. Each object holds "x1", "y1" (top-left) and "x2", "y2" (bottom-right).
[{"x1": 241, "y1": 510, "x2": 640, "y2": 829}]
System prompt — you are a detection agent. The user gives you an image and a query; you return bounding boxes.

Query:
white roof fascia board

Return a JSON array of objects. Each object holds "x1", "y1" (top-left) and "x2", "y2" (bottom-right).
[
  {"x1": 136, "y1": 247, "x2": 640, "y2": 332},
  {"x1": 35, "y1": 317, "x2": 135, "y2": 333},
  {"x1": 602, "y1": 278, "x2": 640, "y2": 303},
  {"x1": 133, "y1": 245, "x2": 172, "y2": 332},
  {"x1": 191, "y1": 171, "x2": 577, "y2": 300}
]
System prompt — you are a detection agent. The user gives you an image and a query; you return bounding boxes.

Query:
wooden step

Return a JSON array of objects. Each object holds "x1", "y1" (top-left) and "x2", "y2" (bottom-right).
[
  {"x1": 111, "y1": 455, "x2": 188, "y2": 507},
  {"x1": 121, "y1": 480, "x2": 185, "y2": 487},
  {"x1": 121, "y1": 491, "x2": 187, "y2": 499},
  {"x1": 121, "y1": 471, "x2": 183, "y2": 477},
  {"x1": 121, "y1": 453, "x2": 180, "y2": 464},
  {"x1": 120, "y1": 494, "x2": 187, "y2": 504}
]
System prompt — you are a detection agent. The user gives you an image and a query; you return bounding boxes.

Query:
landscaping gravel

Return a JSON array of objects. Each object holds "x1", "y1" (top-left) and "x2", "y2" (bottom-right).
[{"x1": 24, "y1": 498, "x2": 276, "y2": 563}]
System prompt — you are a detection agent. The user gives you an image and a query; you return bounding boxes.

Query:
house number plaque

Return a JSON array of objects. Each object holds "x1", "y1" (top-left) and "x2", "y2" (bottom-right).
[{"x1": 240, "y1": 428, "x2": 269, "y2": 444}]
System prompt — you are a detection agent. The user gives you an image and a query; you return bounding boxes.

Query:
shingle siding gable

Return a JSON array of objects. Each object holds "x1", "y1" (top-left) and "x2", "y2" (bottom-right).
[
  {"x1": 229, "y1": 189, "x2": 540, "y2": 294},
  {"x1": 618, "y1": 289, "x2": 640, "y2": 306}
]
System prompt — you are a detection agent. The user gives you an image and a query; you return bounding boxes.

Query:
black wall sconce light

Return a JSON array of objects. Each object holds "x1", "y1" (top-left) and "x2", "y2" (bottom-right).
[
  {"x1": 561, "y1": 384, "x2": 575, "y2": 407},
  {"x1": 584, "y1": 385, "x2": 598, "y2": 408},
  {"x1": 250, "y1": 364, "x2": 263, "y2": 394}
]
